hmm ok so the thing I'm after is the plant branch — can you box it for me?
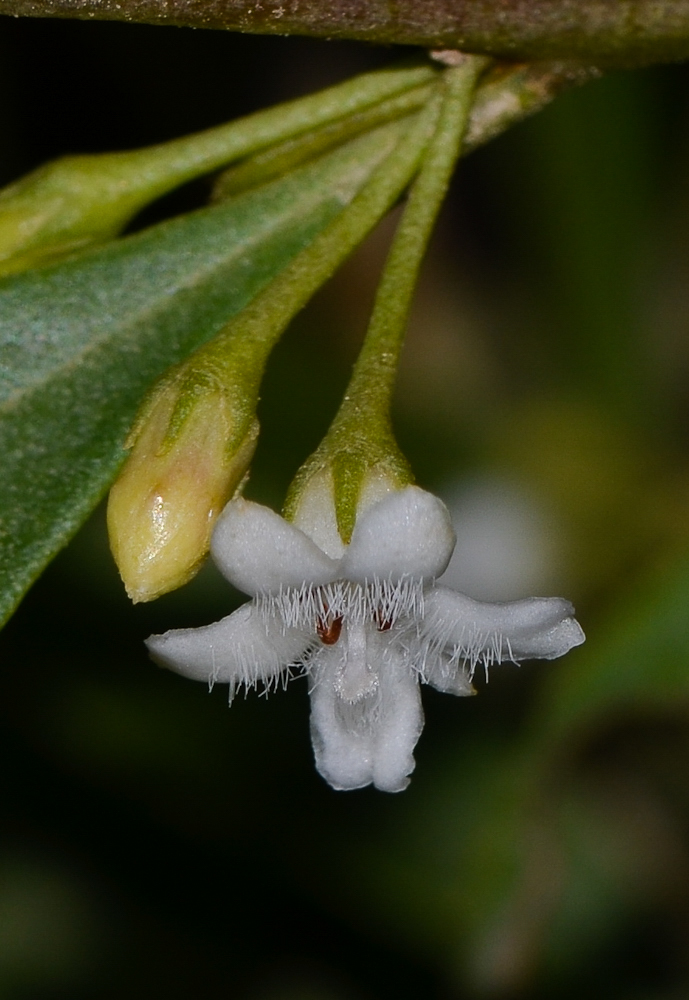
[1,0,689,67]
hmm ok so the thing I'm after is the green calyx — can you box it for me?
[284,409,414,545]
[129,352,259,467]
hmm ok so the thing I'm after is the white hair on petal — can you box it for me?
[219,636,311,703]
[255,576,425,632]
[370,576,425,626]
[417,613,518,681]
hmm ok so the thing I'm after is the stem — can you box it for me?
[112,59,438,196]
[0,58,439,277]
[201,86,446,374]
[283,56,488,540]
[214,83,434,199]
[336,55,489,434]
[4,0,689,67]
[0,53,594,279]
[217,60,598,200]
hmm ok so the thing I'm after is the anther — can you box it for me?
[375,610,392,632]
[317,615,343,645]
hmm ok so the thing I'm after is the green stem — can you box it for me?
[213,83,434,199]
[283,56,488,540]
[215,60,597,200]
[107,59,438,197]
[0,56,593,278]
[0,58,439,275]
[335,55,489,434]
[198,84,447,376]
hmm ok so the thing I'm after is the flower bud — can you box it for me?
[107,371,258,603]
[0,155,158,276]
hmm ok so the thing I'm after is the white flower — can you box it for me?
[146,486,584,792]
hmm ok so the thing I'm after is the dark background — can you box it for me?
[2,17,689,999]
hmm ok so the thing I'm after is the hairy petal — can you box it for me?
[422,586,585,674]
[341,486,456,582]
[420,652,476,697]
[211,498,338,595]
[146,602,311,694]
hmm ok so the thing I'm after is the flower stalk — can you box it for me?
[286,55,489,544]
[207,88,446,353]
[0,56,595,278]
[0,58,437,276]
[213,82,435,199]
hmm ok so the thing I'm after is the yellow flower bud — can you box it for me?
[107,374,258,603]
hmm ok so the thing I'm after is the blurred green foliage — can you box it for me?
[1,15,689,1000]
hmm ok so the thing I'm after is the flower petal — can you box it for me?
[371,650,424,793]
[308,628,423,792]
[309,645,376,791]
[421,586,585,674]
[420,652,476,697]
[340,486,456,582]
[146,601,311,695]
[211,498,339,595]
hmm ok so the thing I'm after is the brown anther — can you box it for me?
[316,615,343,645]
[375,610,392,632]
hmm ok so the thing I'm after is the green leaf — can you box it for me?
[0,120,408,628]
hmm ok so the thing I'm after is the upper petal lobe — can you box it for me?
[341,486,456,582]
[212,498,339,595]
